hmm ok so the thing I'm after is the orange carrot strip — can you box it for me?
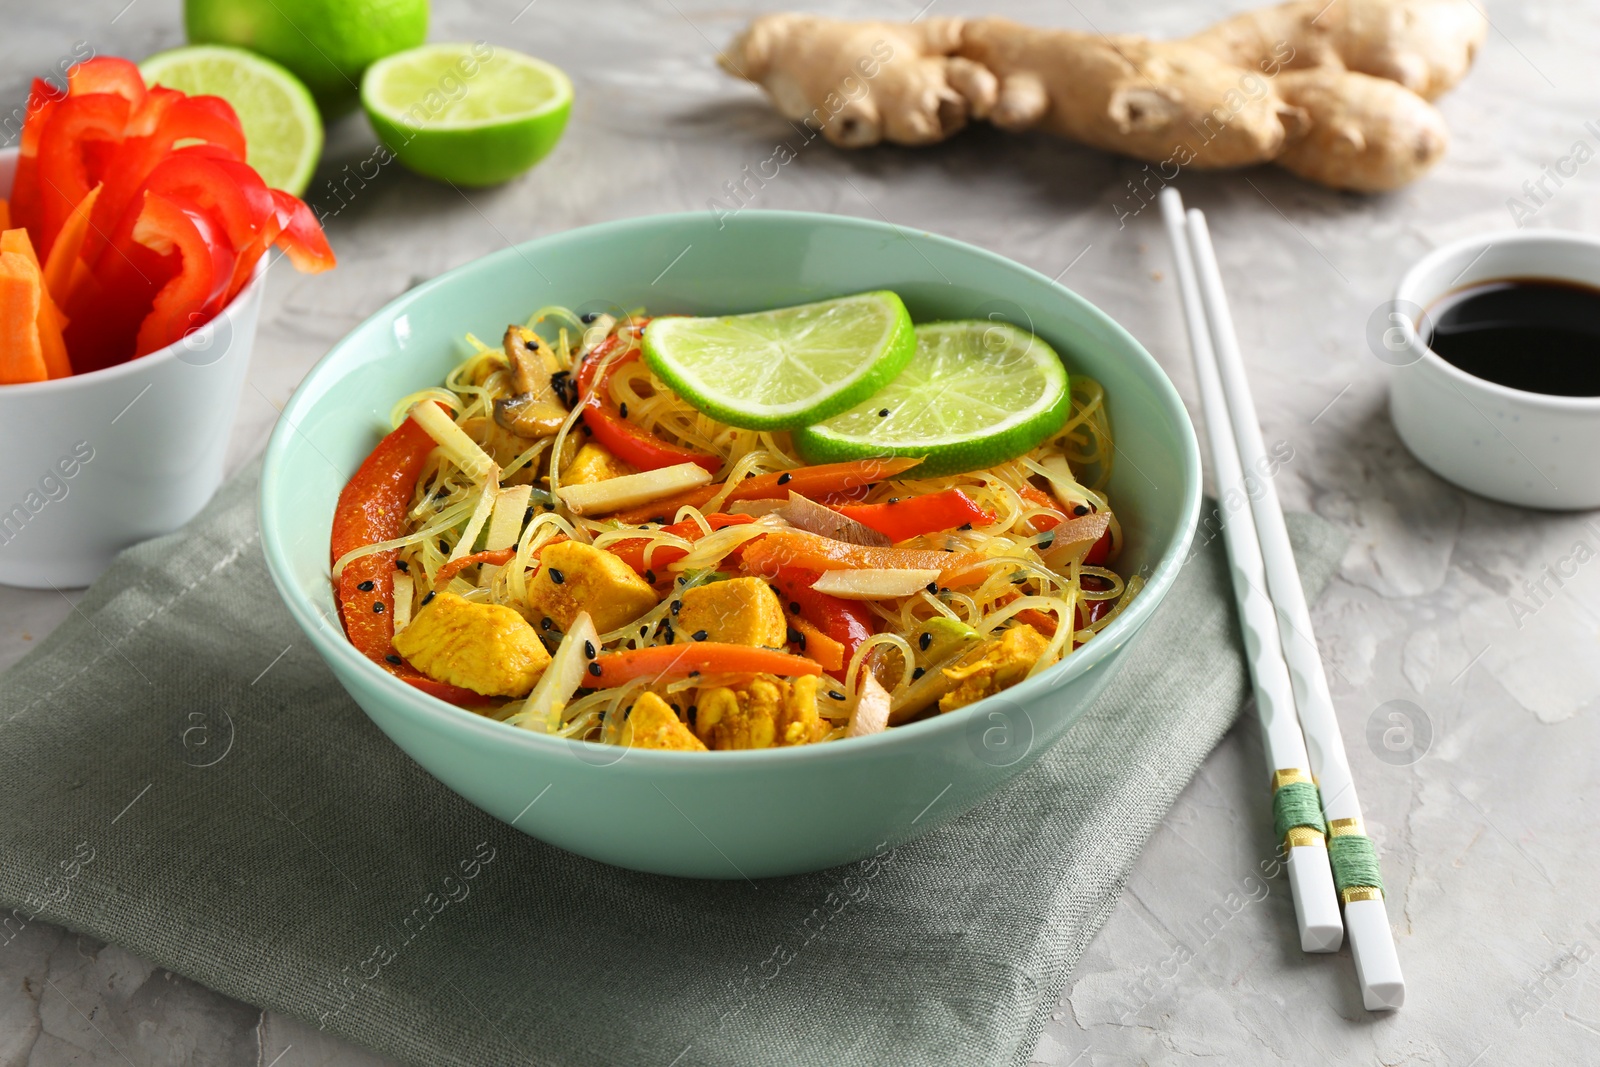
[2,229,70,378]
[788,613,845,672]
[0,252,47,384]
[433,547,518,587]
[42,184,100,312]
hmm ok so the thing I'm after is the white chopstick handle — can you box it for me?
[1288,846,1343,952]
[1159,192,1308,775]
[1183,209,1363,825]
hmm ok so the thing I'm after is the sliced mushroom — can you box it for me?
[493,325,570,438]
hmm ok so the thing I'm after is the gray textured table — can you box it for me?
[4,1,1598,1064]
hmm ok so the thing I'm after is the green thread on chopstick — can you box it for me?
[1271,781,1327,841]
[1329,834,1385,897]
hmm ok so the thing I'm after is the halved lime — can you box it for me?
[641,292,916,431]
[362,43,572,187]
[140,45,323,195]
[793,320,1070,477]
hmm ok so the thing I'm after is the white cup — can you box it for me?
[0,147,264,587]
[1388,230,1600,510]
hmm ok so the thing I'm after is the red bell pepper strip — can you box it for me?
[8,79,67,249]
[129,192,237,357]
[610,457,925,525]
[268,189,335,274]
[66,56,146,106]
[587,643,821,687]
[834,488,995,544]
[762,566,874,681]
[606,513,756,579]
[575,336,722,474]
[34,92,132,256]
[330,404,483,707]
[83,91,247,270]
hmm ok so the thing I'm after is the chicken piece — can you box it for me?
[673,576,786,648]
[619,691,707,751]
[938,624,1051,713]
[696,673,827,750]
[524,540,658,634]
[562,442,636,486]
[392,591,551,698]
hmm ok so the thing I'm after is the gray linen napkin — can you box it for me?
[0,462,1344,1067]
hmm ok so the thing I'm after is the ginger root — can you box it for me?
[719,0,1485,192]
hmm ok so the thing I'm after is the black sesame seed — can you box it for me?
[357,579,374,591]
[540,616,553,630]
[692,630,709,642]
[687,704,698,718]
[526,337,540,349]
[524,506,535,524]
[1074,504,1090,517]
[671,702,681,713]
[619,403,630,419]
[421,591,436,606]
[671,600,681,616]
[544,502,556,511]
[958,522,973,531]
[828,690,846,701]
[662,622,675,642]
[925,582,938,594]
[777,472,792,485]
[581,311,599,323]
[651,516,666,524]
[888,497,899,505]
[789,601,801,614]
[912,666,926,680]
[787,627,803,645]
[584,640,596,659]
[395,560,409,572]
[919,631,932,651]
[581,424,593,436]
[878,408,890,417]
[689,669,701,677]
[677,576,687,586]
[549,568,565,585]
[373,602,385,614]
[588,662,602,677]
[386,654,403,666]
[644,569,656,584]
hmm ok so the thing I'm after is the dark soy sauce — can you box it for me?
[1424,278,1600,397]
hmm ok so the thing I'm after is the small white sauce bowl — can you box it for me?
[0,147,264,587]
[1388,230,1600,511]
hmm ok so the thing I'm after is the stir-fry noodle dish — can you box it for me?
[331,293,1138,753]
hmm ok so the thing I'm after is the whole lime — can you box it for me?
[184,0,428,115]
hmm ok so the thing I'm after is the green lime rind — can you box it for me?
[361,44,573,187]
[140,44,323,195]
[793,319,1070,478]
[641,291,916,431]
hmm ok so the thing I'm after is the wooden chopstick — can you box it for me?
[1173,193,1406,1011]
[1158,189,1343,956]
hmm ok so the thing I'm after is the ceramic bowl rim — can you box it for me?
[260,208,1202,767]
[1395,228,1600,412]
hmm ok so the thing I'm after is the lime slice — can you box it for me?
[140,45,323,195]
[793,320,1070,477]
[641,292,916,431]
[361,43,572,187]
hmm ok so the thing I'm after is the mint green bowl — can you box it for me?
[260,211,1201,879]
